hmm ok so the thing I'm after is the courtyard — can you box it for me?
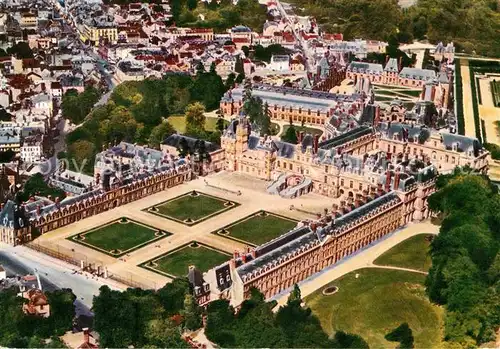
[140,241,230,277]
[144,190,238,225]
[68,218,169,257]
[214,210,298,246]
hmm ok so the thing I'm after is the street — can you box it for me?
[0,243,126,313]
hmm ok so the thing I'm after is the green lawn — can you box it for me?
[69,219,167,256]
[148,191,236,225]
[305,268,443,348]
[219,211,298,246]
[167,115,229,134]
[281,125,323,139]
[374,234,433,272]
[145,242,230,277]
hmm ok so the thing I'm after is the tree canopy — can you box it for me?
[0,288,75,348]
[61,87,100,125]
[93,279,198,348]
[289,0,500,57]
[205,285,368,348]
[426,171,500,346]
[18,173,66,203]
[65,72,227,172]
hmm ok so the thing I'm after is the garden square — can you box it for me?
[144,190,238,225]
[140,242,230,277]
[68,218,169,257]
[214,210,298,246]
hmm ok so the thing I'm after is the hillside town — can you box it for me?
[0,0,498,348]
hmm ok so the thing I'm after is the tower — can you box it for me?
[235,117,249,154]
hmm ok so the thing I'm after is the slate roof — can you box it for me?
[348,62,383,74]
[318,126,373,150]
[162,134,220,153]
[399,67,436,81]
[237,191,401,280]
[384,58,399,73]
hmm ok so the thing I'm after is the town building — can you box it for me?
[220,84,365,128]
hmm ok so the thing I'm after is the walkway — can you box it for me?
[365,264,429,275]
[272,221,439,307]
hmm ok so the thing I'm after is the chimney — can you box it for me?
[233,250,239,259]
[393,169,401,190]
[310,222,317,232]
[374,105,380,127]
[299,131,305,144]
[251,249,256,259]
[83,328,90,344]
[377,182,384,196]
[313,134,320,154]
[36,205,41,215]
[241,254,247,263]
[385,170,392,191]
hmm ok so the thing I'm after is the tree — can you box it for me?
[195,61,205,75]
[236,72,245,84]
[187,0,197,10]
[235,56,244,75]
[7,41,33,59]
[216,117,226,133]
[225,73,236,91]
[185,102,206,134]
[282,125,298,144]
[19,173,66,202]
[67,140,95,173]
[209,62,217,74]
[385,323,414,348]
[331,331,369,348]
[287,284,302,304]
[182,294,202,330]
[149,121,175,149]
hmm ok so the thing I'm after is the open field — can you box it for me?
[68,218,168,257]
[305,268,443,348]
[168,115,229,134]
[145,191,238,225]
[214,211,298,246]
[374,234,433,272]
[140,242,230,277]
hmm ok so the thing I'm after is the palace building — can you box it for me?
[220,84,366,128]
[0,143,192,246]
[199,114,487,305]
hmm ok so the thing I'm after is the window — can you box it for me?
[289,163,293,170]
[324,176,327,183]
[341,179,344,186]
[350,181,353,188]
[359,183,362,190]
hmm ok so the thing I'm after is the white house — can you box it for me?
[269,55,290,71]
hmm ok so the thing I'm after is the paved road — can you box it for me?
[0,242,126,312]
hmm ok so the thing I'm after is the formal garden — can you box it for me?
[140,241,230,277]
[68,218,169,257]
[214,210,298,246]
[374,234,433,272]
[305,268,443,348]
[145,191,238,225]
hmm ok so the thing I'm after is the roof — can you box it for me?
[348,62,383,74]
[318,126,372,150]
[162,134,220,153]
[399,67,436,80]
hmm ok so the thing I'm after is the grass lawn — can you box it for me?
[374,234,433,272]
[217,211,298,246]
[69,218,167,256]
[143,242,230,277]
[281,124,323,139]
[147,191,237,225]
[167,115,229,134]
[305,268,443,348]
